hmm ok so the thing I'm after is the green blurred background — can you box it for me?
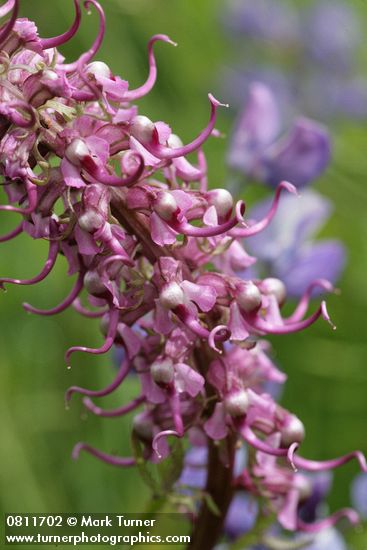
[1,0,367,548]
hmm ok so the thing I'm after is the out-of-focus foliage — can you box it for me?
[1,1,367,548]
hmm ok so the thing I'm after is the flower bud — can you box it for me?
[65,138,90,166]
[84,270,105,296]
[42,69,59,82]
[225,390,249,417]
[79,210,105,232]
[151,358,174,385]
[281,415,305,447]
[297,476,312,501]
[133,412,154,441]
[159,282,185,309]
[154,191,178,221]
[167,134,183,148]
[236,281,262,313]
[86,61,112,79]
[207,188,233,218]
[260,278,286,305]
[130,115,155,144]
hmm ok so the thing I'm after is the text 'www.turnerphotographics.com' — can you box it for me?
[4,514,190,546]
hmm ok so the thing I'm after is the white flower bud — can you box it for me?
[208,188,233,218]
[42,69,58,81]
[133,413,153,440]
[79,210,104,232]
[130,115,155,144]
[281,415,305,447]
[225,390,249,417]
[167,133,183,148]
[65,138,89,166]
[237,282,262,313]
[84,270,105,296]
[151,359,174,385]
[261,278,287,305]
[159,282,185,310]
[154,191,178,221]
[86,61,112,79]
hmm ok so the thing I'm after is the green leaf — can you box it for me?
[157,437,184,493]
[131,432,161,496]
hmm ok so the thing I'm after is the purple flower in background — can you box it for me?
[246,190,346,296]
[224,492,258,540]
[227,82,331,189]
[351,473,367,519]
[302,0,361,71]
[222,0,299,44]
[300,472,333,523]
[221,0,367,121]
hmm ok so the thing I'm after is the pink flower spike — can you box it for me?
[144,94,228,160]
[22,271,84,316]
[40,0,82,49]
[0,222,23,243]
[82,394,145,417]
[230,181,298,238]
[0,239,58,289]
[297,509,360,533]
[286,279,334,323]
[64,307,119,367]
[72,442,135,467]
[0,0,18,45]
[152,429,181,459]
[65,359,130,404]
[59,0,105,73]
[124,34,177,101]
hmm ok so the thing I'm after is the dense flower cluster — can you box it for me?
[0,1,364,547]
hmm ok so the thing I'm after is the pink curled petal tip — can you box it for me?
[152,429,181,459]
[321,300,336,330]
[151,33,177,47]
[280,180,298,196]
[287,442,299,472]
[208,93,229,109]
[208,325,231,354]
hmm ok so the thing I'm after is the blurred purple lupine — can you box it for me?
[227,82,331,189]
[0,2,363,549]
[222,0,367,121]
[351,473,367,519]
[246,190,346,297]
